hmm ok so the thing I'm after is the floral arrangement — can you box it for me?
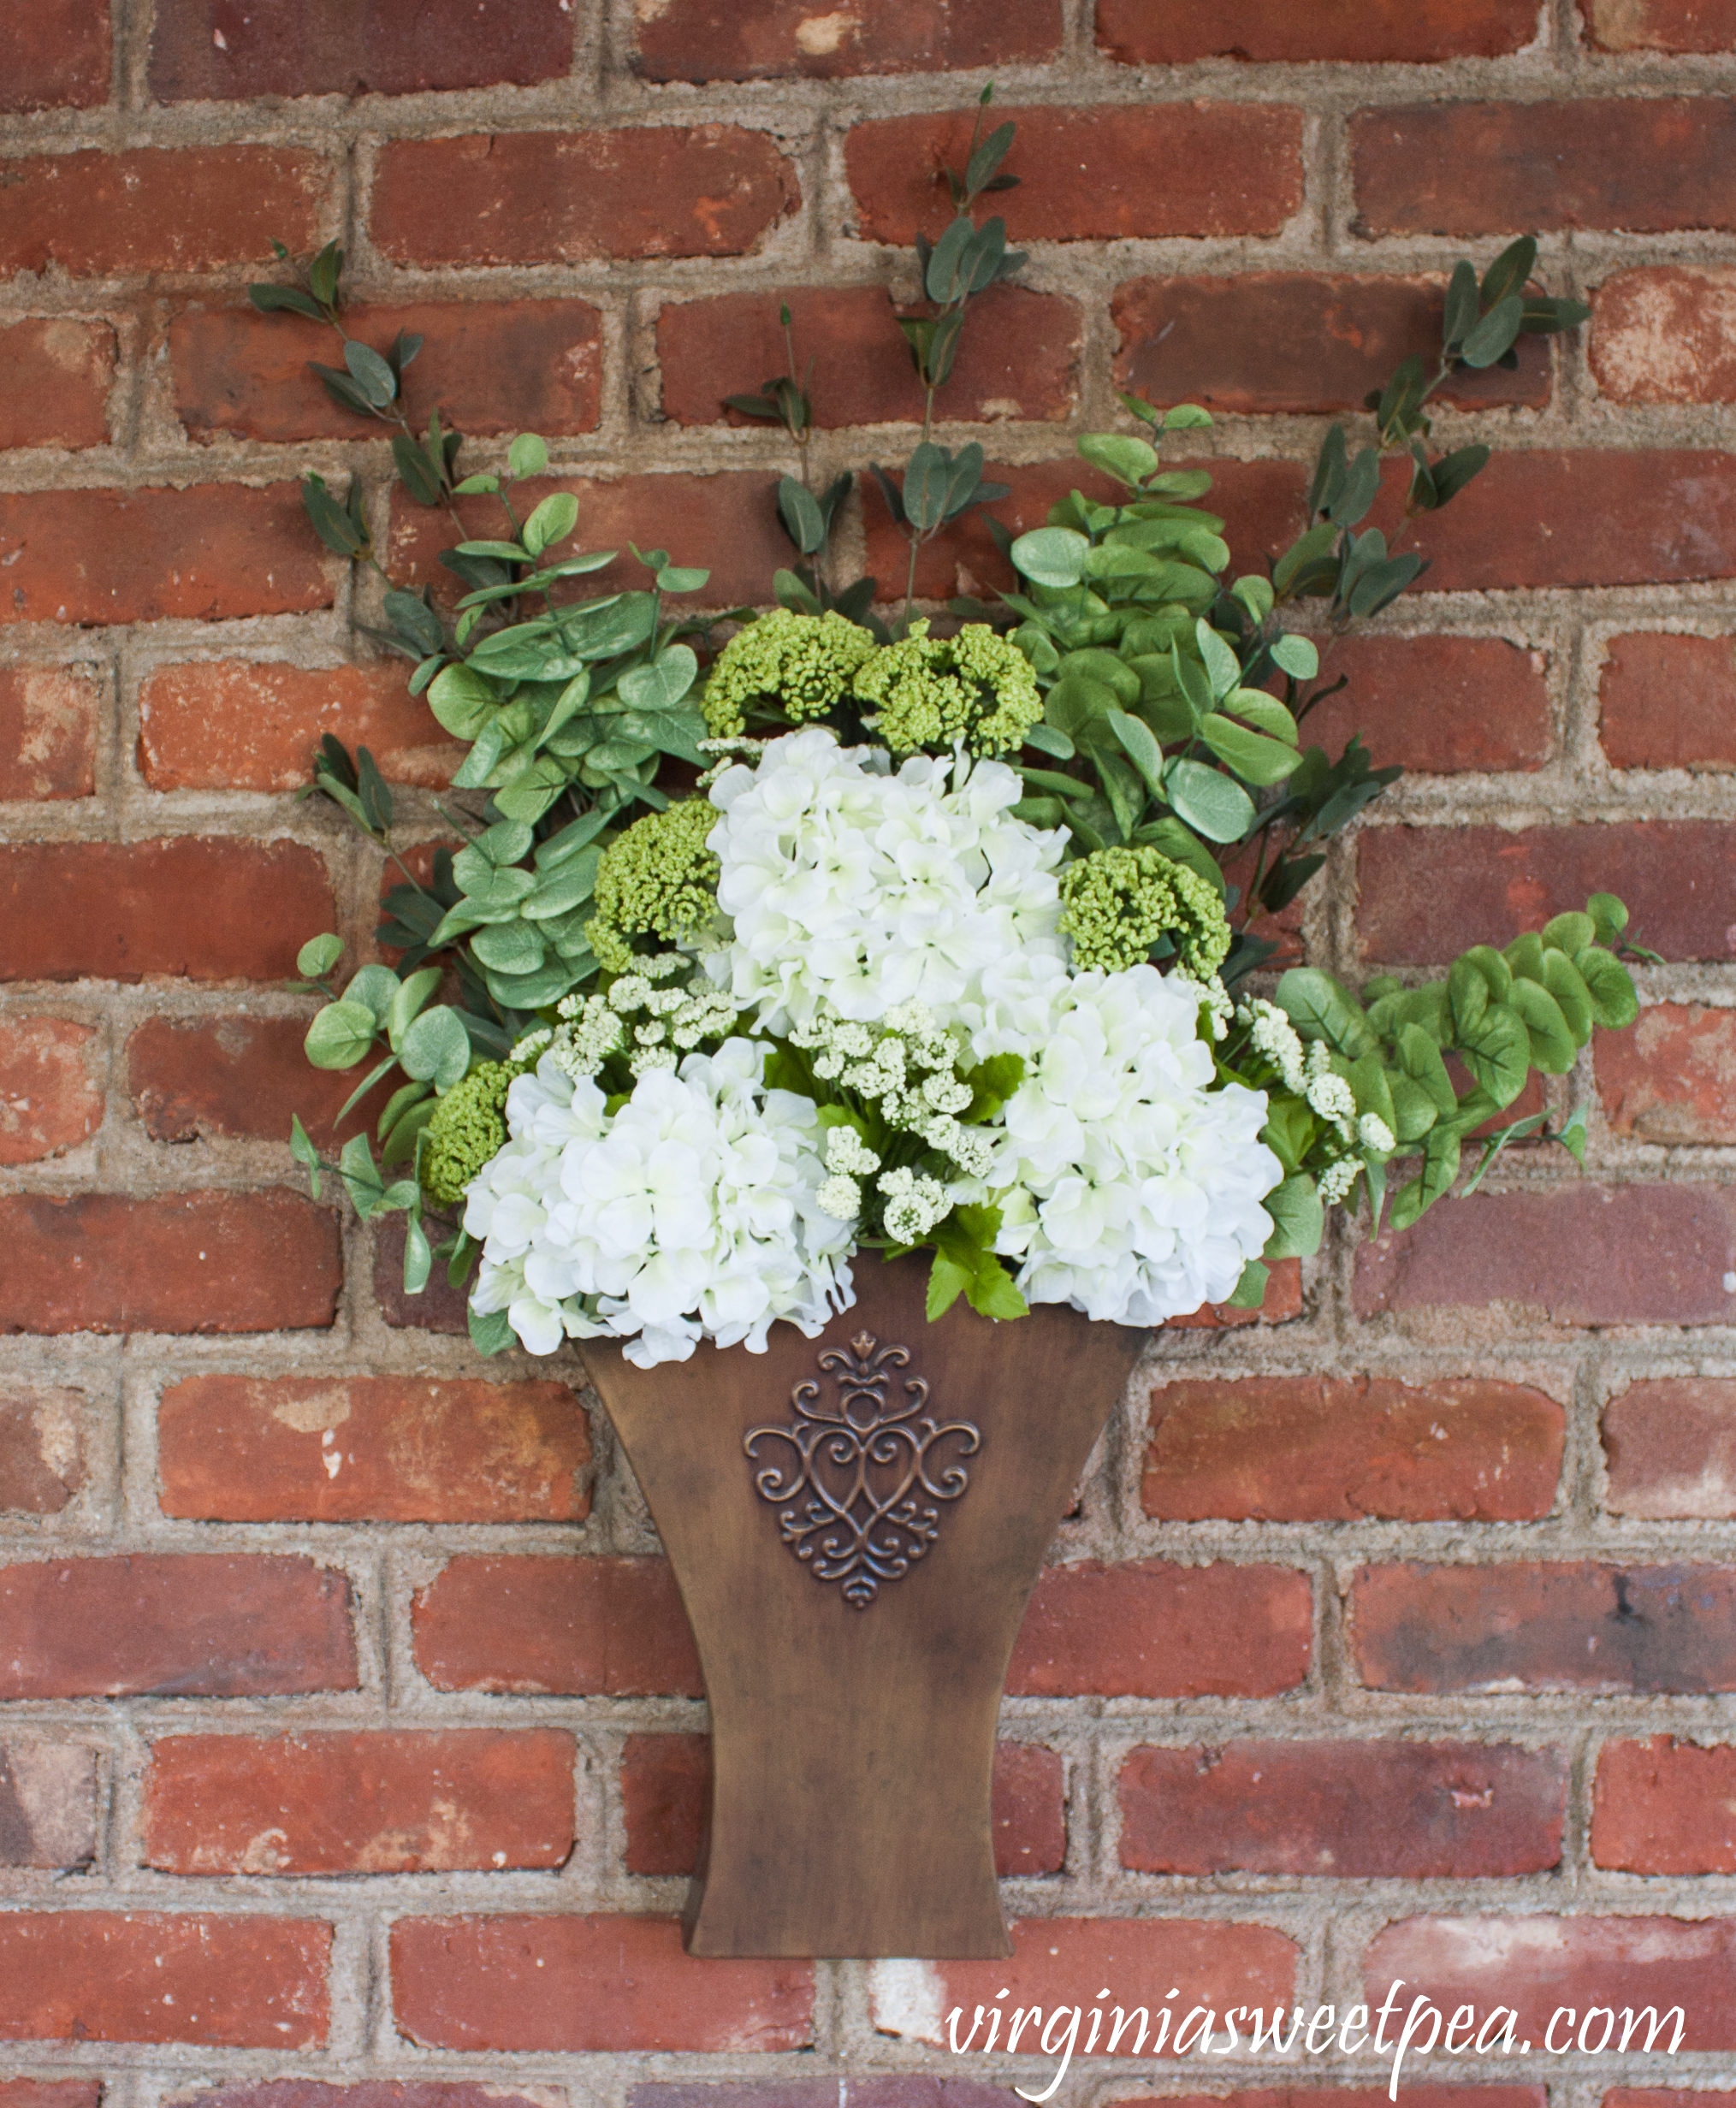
[257,96,1646,1368]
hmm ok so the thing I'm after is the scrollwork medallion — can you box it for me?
[744,1330,981,1608]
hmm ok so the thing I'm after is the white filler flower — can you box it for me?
[705,726,1065,1033]
[465,1039,855,1367]
[981,964,1283,1325]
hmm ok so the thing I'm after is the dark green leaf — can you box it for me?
[777,475,827,555]
[343,339,397,407]
[1480,235,1537,311]
[965,119,1016,198]
[1442,259,1480,349]
[391,431,442,506]
[249,282,325,320]
[308,241,343,307]
[1460,293,1525,370]
[384,587,442,656]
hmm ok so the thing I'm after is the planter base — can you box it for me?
[582,1256,1144,1958]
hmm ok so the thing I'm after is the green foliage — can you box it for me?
[585,799,722,973]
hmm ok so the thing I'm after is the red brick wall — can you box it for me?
[3,0,1735,2099]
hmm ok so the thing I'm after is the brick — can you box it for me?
[1593,1737,1736,1873]
[636,0,1059,79]
[389,473,791,611]
[1129,2095,1544,2108]
[138,661,462,792]
[0,2087,102,2108]
[1357,821,1736,964]
[0,1911,329,2046]
[0,838,334,982]
[631,2089,1029,2108]
[391,1915,812,2052]
[1099,0,1540,61]
[1600,632,1736,770]
[1356,1185,1736,1329]
[1599,1004,1736,1146]
[0,147,328,276]
[0,1191,342,1335]
[848,105,1303,245]
[0,1738,97,1868]
[159,1375,590,1524]
[1296,637,1552,775]
[171,299,602,443]
[1168,1255,1304,1329]
[150,0,573,98]
[0,666,100,800]
[1365,1915,1736,2052]
[1604,1379,1736,1519]
[1582,0,1736,50]
[1006,1560,1312,1698]
[1592,268,1736,406]
[173,2090,565,2108]
[622,1734,1063,1878]
[659,284,1079,429]
[0,1018,101,1164]
[127,1014,395,1151]
[413,1555,702,1696]
[0,320,115,449]
[376,1211,472,1332]
[0,486,331,626]
[1144,1376,1564,1523]
[1115,275,1549,417]
[0,1554,358,1698]
[143,1729,574,1874]
[373,129,797,266]
[863,456,1307,605]
[1353,1561,1736,1695]
[871,1917,1297,2051]
[2,0,110,110]
[1120,1739,1565,1878]
[1353,100,1736,238]
[0,1390,86,1515]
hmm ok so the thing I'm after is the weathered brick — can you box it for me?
[863,457,1307,605]
[138,660,460,792]
[150,0,574,98]
[0,147,329,276]
[870,1918,1297,2052]
[630,2088,1031,2108]
[372,129,797,266]
[1144,1376,1563,1524]
[171,2089,562,2108]
[1119,1739,1566,1877]
[127,1013,392,1150]
[0,1738,98,1869]
[1357,821,1736,964]
[636,0,1059,79]
[0,1912,330,2046]
[1598,1004,1736,1146]
[0,2084,103,2108]
[0,1390,86,1516]
[391,1915,812,2052]
[0,320,115,450]
[1600,632,1736,770]
[0,1018,101,1165]
[388,473,791,611]
[1353,1562,1736,1694]
[1593,268,1736,406]
[159,1375,590,1523]
[375,1211,472,1333]
[413,1555,702,1696]
[0,1553,357,1697]
[143,1729,575,1874]
[1006,1560,1312,1698]
[1593,1736,1736,1873]
[2,0,110,110]
[172,299,602,443]
[1604,1379,1736,1519]
[1290,637,1552,775]
[1115,275,1549,417]
[1099,0,1540,61]
[1582,0,1736,50]
[1355,1185,1736,1329]
[622,1734,1064,1878]
[1128,2094,1543,2108]
[0,486,331,626]
[0,839,334,982]
[1354,100,1736,237]
[0,1191,342,1335]
[659,284,1080,428]
[0,666,100,800]
[847,105,1305,245]
[1365,1915,1736,2052]
[1168,1255,1304,1329]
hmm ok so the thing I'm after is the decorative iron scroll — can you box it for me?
[744,1331,982,1609]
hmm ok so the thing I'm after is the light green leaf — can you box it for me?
[1269,632,1319,680]
[508,433,548,480]
[1164,758,1255,844]
[618,645,698,713]
[1076,432,1159,489]
[1262,1174,1325,1260]
[428,664,498,740]
[1574,945,1639,1030]
[1275,968,1377,1058]
[1011,526,1089,589]
[1224,689,1298,741]
[296,933,343,979]
[523,491,578,556]
[386,965,443,1049]
[402,1209,432,1295]
[1225,1259,1269,1309]
[399,1005,471,1088]
[1106,708,1164,796]
[1194,618,1241,701]
[1456,1002,1532,1106]
[1505,977,1577,1074]
[1199,714,1301,785]
[469,1305,514,1355]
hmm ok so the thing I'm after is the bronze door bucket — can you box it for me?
[582,1253,1145,1959]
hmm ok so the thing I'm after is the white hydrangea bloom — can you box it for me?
[464,1039,856,1368]
[705,727,1066,1033]
[982,964,1283,1325]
